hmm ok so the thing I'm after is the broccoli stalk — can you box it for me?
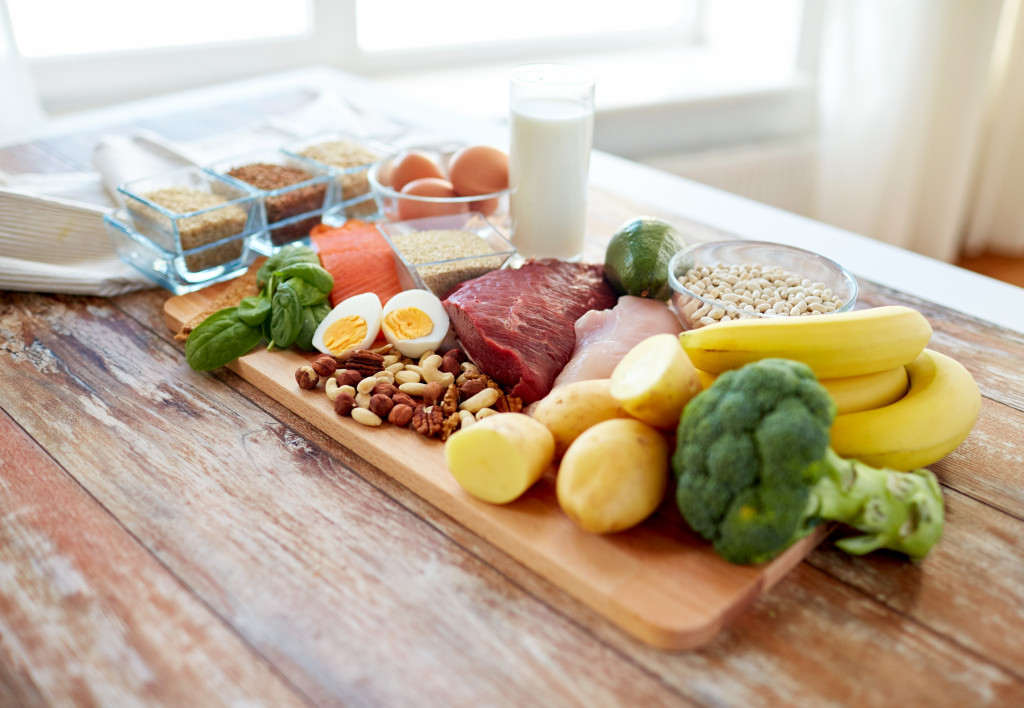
[673,358,944,565]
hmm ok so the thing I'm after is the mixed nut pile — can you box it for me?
[294,345,522,440]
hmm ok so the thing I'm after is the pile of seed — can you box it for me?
[391,229,505,296]
[678,261,845,328]
[226,162,326,245]
[298,139,383,200]
[134,186,247,271]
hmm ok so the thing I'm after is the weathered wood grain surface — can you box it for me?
[2,92,1024,706]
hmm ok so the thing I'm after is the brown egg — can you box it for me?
[448,145,509,197]
[469,197,499,216]
[398,178,469,220]
[390,150,445,191]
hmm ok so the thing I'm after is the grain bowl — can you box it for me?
[377,212,516,297]
[668,240,858,330]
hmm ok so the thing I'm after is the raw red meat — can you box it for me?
[442,259,617,403]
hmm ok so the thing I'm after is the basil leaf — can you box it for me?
[294,307,320,351]
[237,295,271,327]
[257,245,319,286]
[270,282,302,348]
[275,262,334,294]
[283,276,328,308]
[185,307,264,372]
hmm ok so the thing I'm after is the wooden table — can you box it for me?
[2,67,1023,707]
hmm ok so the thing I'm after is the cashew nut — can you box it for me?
[459,387,501,413]
[416,354,455,387]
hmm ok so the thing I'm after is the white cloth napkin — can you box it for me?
[0,91,414,296]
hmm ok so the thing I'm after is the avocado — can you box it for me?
[604,217,687,301]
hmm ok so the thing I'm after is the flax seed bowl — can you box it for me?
[667,240,858,330]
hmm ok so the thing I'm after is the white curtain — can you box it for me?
[0,1,44,137]
[813,0,1024,262]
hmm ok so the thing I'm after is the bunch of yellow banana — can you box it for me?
[682,305,981,470]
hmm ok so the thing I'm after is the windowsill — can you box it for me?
[370,45,816,160]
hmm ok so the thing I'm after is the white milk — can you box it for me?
[509,97,594,260]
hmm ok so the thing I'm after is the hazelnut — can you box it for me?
[458,378,487,399]
[333,391,357,416]
[372,381,398,398]
[335,369,362,387]
[311,355,338,377]
[440,351,463,377]
[392,392,416,408]
[422,381,445,406]
[369,393,394,418]
[295,365,319,390]
[388,403,414,427]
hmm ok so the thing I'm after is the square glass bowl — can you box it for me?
[205,149,339,253]
[104,207,256,294]
[377,212,517,297]
[667,240,858,330]
[282,132,394,220]
[116,166,264,264]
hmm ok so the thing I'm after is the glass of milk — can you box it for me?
[508,63,595,261]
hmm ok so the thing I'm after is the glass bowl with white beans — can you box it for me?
[667,240,858,330]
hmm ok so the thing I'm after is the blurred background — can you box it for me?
[2,0,1023,281]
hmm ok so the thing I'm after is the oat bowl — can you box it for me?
[668,240,858,330]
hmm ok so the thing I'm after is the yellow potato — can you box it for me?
[444,412,555,504]
[531,378,628,458]
[609,333,703,428]
[557,418,670,534]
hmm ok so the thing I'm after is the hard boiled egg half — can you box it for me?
[312,292,382,358]
[382,289,450,358]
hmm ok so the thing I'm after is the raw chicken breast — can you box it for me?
[552,295,683,388]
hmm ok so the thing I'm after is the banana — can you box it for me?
[821,366,910,415]
[696,365,909,415]
[680,305,932,379]
[830,349,981,470]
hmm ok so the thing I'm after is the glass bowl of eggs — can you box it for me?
[368,143,510,229]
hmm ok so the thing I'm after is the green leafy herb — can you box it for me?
[185,308,264,372]
[275,262,334,294]
[237,295,271,327]
[270,282,303,348]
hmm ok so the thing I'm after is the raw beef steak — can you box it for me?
[442,259,617,403]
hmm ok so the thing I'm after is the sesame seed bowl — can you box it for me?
[667,240,858,330]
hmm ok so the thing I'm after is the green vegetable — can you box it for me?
[185,308,264,372]
[237,296,271,327]
[270,281,302,348]
[673,358,945,565]
[604,216,687,301]
[184,245,336,371]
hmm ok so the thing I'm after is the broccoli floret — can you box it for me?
[673,358,945,565]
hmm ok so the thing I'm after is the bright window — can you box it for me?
[7,0,311,57]
[356,1,694,52]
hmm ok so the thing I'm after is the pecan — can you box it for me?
[440,411,461,441]
[422,381,445,406]
[440,383,459,416]
[458,378,487,399]
[311,355,338,377]
[344,350,385,376]
[295,365,319,390]
[411,405,444,437]
[388,403,414,427]
[368,393,394,419]
[333,391,357,416]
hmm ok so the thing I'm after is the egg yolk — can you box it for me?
[383,307,434,340]
[323,315,368,354]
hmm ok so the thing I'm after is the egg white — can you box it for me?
[312,292,383,357]
[381,289,450,358]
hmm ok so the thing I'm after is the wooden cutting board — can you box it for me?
[164,277,825,650]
